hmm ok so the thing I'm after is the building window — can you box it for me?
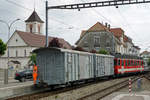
[24,50,26,57]
[16,50,18,57]
[29,24,33,33]
[84,41,88,47]
[94,36,100,47]
[16,39,18,42]
[94,36,100,44]
[106,41,110,47]
[38,24,40,33]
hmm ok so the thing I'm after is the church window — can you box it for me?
[16,50,18,57]
[29,24,33,33]
[38,24,40,33]
[24,50,26,57]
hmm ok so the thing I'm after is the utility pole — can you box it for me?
[0,19,20,84]
[45,1,48,47]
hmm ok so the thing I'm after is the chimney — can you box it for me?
[108,24,110,30]
[105,22,108,28]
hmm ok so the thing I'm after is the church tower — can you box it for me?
[25,11,44,34]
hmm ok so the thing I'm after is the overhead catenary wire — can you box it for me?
[5,0,81,30]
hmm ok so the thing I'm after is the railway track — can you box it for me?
[6,74,147,100]
[78,75,143,100]
[6,78,113,100]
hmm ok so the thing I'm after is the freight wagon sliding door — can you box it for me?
[65,53,79,82]
[104,57,114,76]
[79,54,90,80]
[95,56,105,77]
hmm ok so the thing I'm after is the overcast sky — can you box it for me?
[0,0,150,52]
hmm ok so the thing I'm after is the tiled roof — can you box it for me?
[76,22,109,44]
[25,11,44,23]
[80,30,87,38]
[140,51,150,55]
[16,30,72,49]
[110,28,124,39]
[87,22,109,32]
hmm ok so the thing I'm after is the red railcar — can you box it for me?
[114,58,144,75]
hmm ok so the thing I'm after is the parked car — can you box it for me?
[15,70,33,82]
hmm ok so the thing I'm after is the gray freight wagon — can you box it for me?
[34,48,114,86]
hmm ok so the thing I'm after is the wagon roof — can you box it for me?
[33,47,114,57]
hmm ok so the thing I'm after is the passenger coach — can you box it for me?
[114,54,144,75]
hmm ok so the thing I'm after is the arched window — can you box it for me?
[16,50,18,57]
[38,24,40,33]
[29,24,33,33]
[24,49,26,57]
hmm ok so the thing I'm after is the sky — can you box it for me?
[0,0,150,52]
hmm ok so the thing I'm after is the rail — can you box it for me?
[6,74,146,100]
[78,76,142,100]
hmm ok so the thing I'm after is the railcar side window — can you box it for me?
[139,61,141,66]
[128,60,130,66]
[118,59,120,66]
[133,60,135,66]
[122,60,124,66]
[136,61,138,66]
[114,59,117,66]
[125,60,128,66]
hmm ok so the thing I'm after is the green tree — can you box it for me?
[98,49,109,55]
[0,39,6,56]
[28,53,36,65]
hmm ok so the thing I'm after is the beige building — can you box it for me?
[76,22,140,55]
[0,11,71,70]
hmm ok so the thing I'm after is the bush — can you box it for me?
[0,39,6,56]
[28,53,36,66]
[48,38,62,48]
[98,49,109,55]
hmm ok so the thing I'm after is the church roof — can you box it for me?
[16,30,72,49]
[25,11,44,23]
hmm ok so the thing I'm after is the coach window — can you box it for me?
[122,60,124,66]
[118,59,120,66]
[139,61,141,66]
[114,59,117,66]
[131,60,133,66]
[133,60,135,66]
[125,60,128,66]
[129,60,131,66]
[142,61,143,65]
[137,61,139,66]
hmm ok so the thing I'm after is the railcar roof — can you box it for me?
[33,47,114,58]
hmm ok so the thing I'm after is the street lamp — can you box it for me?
[0,18,20,84]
